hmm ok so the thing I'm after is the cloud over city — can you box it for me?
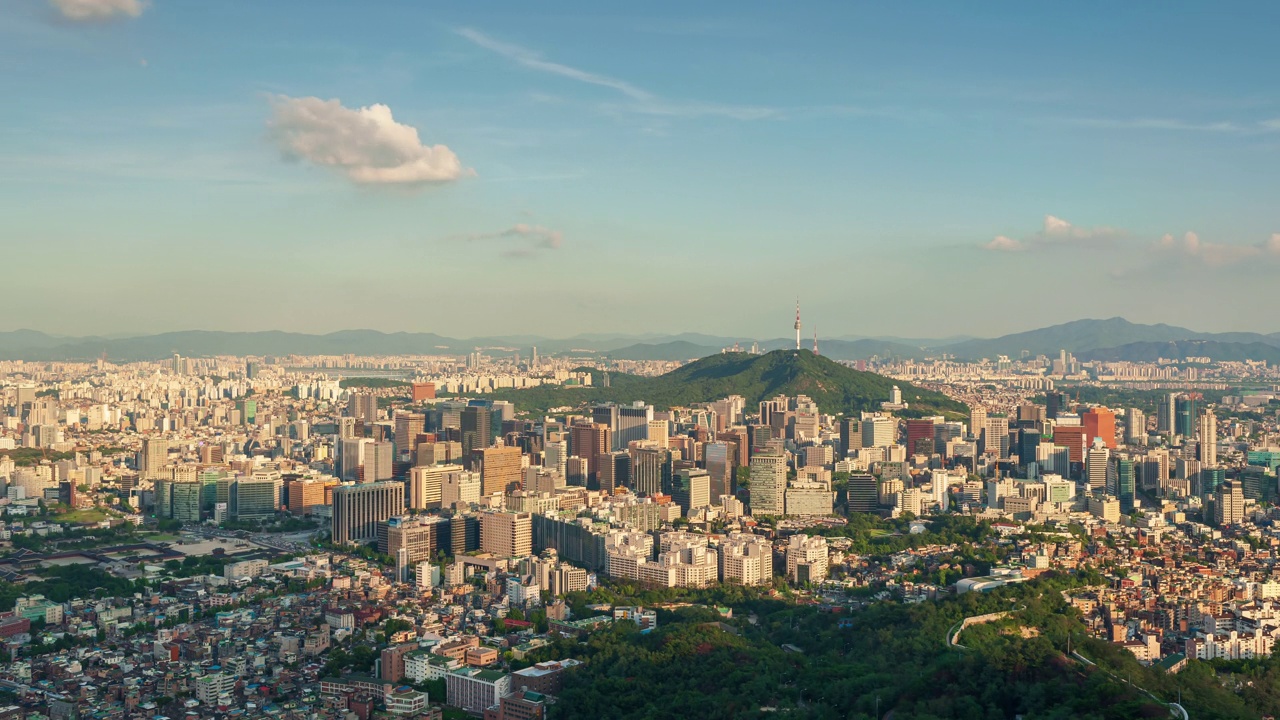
[266,95,468,185]
[982,214,1121,252]
[49,0,146,21]
[1154,231,1280,267]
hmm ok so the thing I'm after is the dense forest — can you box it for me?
[521,577,1272,719]
[481,350,965,418]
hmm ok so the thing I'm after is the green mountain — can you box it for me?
[485,349,967,417]
[942,317,1280,360]
[1076,340,1280,364]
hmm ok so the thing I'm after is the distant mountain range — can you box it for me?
[482,349,967,417]
[1,318,1278,364]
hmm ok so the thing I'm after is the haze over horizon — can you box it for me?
[5,0,1280,338]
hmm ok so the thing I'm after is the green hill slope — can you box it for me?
[484,349,966,417]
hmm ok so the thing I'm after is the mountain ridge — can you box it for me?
[2,318,1279,363]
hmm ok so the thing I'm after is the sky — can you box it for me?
[3,0,1279,339]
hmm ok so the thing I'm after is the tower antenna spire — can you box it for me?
[813,326,819,355]
[794,299,802,350]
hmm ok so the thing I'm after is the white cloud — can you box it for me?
[50,0,145,21]
[982,214,1120,251]
[1155,231,1280,266]
[455,27,777,120]
[266,96,467,185]
[983,236,1023,252]
[455,223,563,258]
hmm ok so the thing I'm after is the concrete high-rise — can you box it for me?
[1198,410,1217,467]
[140,437,168,481]
[461,406,492,460]
[703,441,734,499]
[409,464,462,510]
[672,468,711,515]
[748,452,786,516]
[478,446,522,496]
[1082,407,1116,449]
[570,423,611,481]
[480,511,532,558]
[395,411,425,464]
[332,481,405,545]
[1086,441,1109,494]
[597,450,630,494]
[348,392,377,423]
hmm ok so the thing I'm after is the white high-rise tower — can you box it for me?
[794,300,802,350]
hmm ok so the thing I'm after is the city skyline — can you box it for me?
[5,1,1280,337]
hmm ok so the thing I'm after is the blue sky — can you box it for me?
[3,0,1279,339]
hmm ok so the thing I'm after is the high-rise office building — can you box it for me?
[1198,410,1217,467]
[905,419,938,456]
[703,442,734,499]
[1156,393,1176,435]
[461,406,492,460]
[646,419,669,448]
[672,468,711,515]
[748,452,786,516]
[838,418,860,458]
[1115,457,1136,513]
[846,474,878,513]
[378,515,449,565]
[861,417,896,449]
[480,511,532,558]
[368,441,395,481]
[1174,395,1197,438]
[629,446,670,496]
[395,412,425,464]
[617,403,654,449]
[570,423,611,481]
[1045,391,1063,420]
[140,437,168,481]
[348,392,377,423]
[478,446,522,496]
[1124,408,1146,445]
[597,450,631,494]
[340,438,368,481]
[410,464,463,510]
[1086,442,1110,494]
[1082,407,1116,449]
[332,481,405,545]
[440,470,482,509]
[231,478,278,520]
[969,407,987,442]
[1216,479,1244,527]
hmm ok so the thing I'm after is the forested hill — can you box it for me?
[484,349,966,418]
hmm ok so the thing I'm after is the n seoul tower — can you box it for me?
[794,300,802,350]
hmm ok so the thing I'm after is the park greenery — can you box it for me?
[0,566,145,611]
[521,576,1259,720]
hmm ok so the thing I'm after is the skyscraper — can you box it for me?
[409,464,462,510]
[597,450,630,494]
[478,446,522,496]
[1215,479,1244,527]
[673,468,711,515]
[395,411,425,464]
[140,437,168,480]
[1124,408,1146,445]
[570,423,611,481]
[461,406,492,460]
[480,511,532,558]
[749,452,786,516]
[1086,441,1110,494]
[1198,409,1217,467]
[348,392,377,423]
[1082,407,1116,449]
[1174,394,1197,438]
[332,481,405,545]
[703,441,734,499]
